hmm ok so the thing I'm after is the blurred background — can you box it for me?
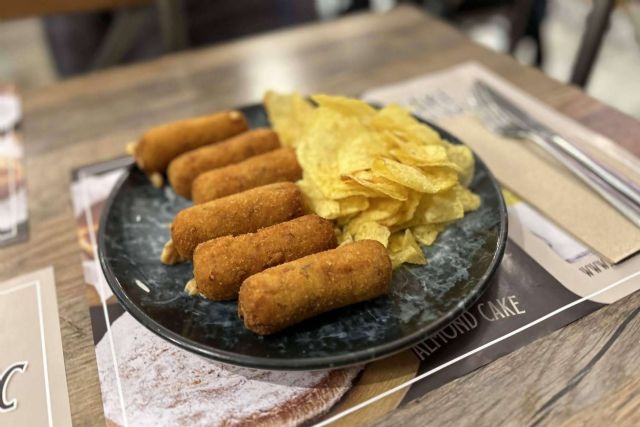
[1,0,639,117]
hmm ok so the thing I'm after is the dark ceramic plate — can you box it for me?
[99,103,507,370]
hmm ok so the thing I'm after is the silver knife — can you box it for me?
[476,81,640,208]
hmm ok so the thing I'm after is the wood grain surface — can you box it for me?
[328,350,421,427]
[374,291,640,427]
[0,5,638,426]
[0,0,151,20]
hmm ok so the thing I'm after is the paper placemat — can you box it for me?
[71,151,640,426]
[0,86,28,247]
[364,62,640,263]
[0,267,72,427]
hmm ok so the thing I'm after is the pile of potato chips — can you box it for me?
[264,91,480,268]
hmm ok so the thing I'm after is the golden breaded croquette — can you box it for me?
[164,182,304,262]
[168,128,280,198]
[238,240,392,335]
[191,147,302,204]
[133,110,248,178]
[189,214,337,300]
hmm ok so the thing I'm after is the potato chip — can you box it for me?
[264,91,481,268]
[346,198,403,234]
[420,167,459,193]
[263,91,314,147]
[361,198,404,219]
[371,105,442,146]
[455,184,481,212]
[389,230,426,268]
[338,132,389,175]
[296,109,353,182]
[375,191,421,228]
[338,229,354,245]
[339,196,370,216]
[390,144,462,174]
[306,196,342,219]
[373,158,457,194]
[372,158,429,192]
[446,145,475,186]
[501,187,521,206]
[312,94,377,119]
[393,190,422,225]
[425,189,464,223]
[348,170,409,201]
[331,178,382,199]
[390,144,447,165]
[412,223,445,246]
[353,221,391,247]
[296,180,341,219]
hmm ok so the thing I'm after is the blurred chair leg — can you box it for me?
[508,0,534,53]
[156,0,189,52]
[509,0,547,67]
[42,13,110,77]
[90,7,150,70]
[570,0,615,88]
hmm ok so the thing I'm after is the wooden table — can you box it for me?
[2,5,639,426]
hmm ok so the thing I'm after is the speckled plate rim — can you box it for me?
[98,106,508,371]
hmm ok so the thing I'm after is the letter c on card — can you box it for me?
[0,361,28,413]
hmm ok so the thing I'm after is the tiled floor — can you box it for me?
[461,0,640,118]
[544,0,640,117]
[0,18,55,89]
[0,0,639,118]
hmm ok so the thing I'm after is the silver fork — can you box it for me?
[472,81,640,228]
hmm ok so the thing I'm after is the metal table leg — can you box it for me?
[570,0,615,87]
